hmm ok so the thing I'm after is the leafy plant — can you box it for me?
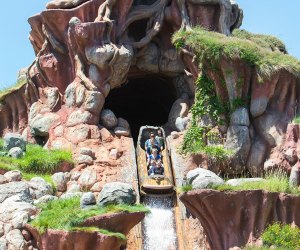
[293,116,300,124]
[180,184,193,193]
[262,223,300,249]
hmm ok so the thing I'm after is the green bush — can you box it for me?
[30,197,150,234]
[262,223,300,249]
[0,143,74,174]
[180,184,193,193]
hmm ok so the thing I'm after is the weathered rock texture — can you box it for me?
[26,211,145,250]
[180,189,300,250]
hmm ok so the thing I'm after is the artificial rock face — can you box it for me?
[0,0,242,179]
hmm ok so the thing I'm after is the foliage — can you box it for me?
[180,184,193,193]
[292,116,300,124]
[191,74,228,125]
[262,223,300,249]
[232,29,286,53]
[243,247,286,250]
[70,227,127,241]
[30,197,150,234]
[0,143,74,174]
[212,172,300,196]
[180,74,232,161]
[172,27,300,80]
[0,138,4,151]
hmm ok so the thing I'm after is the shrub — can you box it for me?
[262,223,300,249]
[30,197,150,234]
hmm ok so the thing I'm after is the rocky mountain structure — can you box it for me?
[1,0,300,249]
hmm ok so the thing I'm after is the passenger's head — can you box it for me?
[150,160,156,167]
[152,148,158,156]
[150,133,155,139]
[150,138,156,146]
[158,129,162,136]
[157,160,162,168]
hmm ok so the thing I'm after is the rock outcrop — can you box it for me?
[26,211,145,250]
[180,189,300,250]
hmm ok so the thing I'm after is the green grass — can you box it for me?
[232,29,286,53]
[212,172,300,196]
[0,138,4,151]
[30,197,149,234]
[243,247,286,250]
[71,227,127,241]
[0,143,74,174]
[262,223,300,250]
[179,184,193,193]
[172,27,300,80]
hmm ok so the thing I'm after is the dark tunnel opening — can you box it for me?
[104,75,177,141]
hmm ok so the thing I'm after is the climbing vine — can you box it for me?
[181,73,231,161]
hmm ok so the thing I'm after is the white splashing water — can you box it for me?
[143,197,177,250]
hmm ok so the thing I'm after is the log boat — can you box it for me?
[136,126,174,196]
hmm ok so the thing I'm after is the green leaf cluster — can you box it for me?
[262,223,300,249]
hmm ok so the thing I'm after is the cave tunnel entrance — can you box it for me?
[104,75,177,142]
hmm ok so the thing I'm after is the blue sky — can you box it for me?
[0,0,299,89]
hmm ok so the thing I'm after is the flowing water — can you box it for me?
[143,196,177,250]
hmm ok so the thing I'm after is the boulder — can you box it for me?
[78,169,97,189]
[114,127,130,137]
[76,154,94,165]
[226,178,264,187]
[51,172,67,192]
[4,133,26,152]
[5,229,26,250]
[0,175,8,185]
[65,125,90,144]
[30,113,60,137]
[168,94,189,131]
[80,192,96,208]
[66,110,96,127]
[230,107,250,127]
[34,195,58,205]
[250,96,268,118]
[117,118,130,130]
[8,147,23,159]
[60,192,83,199]
[100,109,118,129]
[84,91,104,113]
[0,182,30,203]
[186,168,224,189]
[289,164,300,187]
[0,237,7,250]
[4,170,22,182]
[80,148,94,158]
[175,117,190,132]
[0,195,37,230]
[28,177,53,199]
[67,181,81,193]
[225,125,251,173]
[97,182,136,207]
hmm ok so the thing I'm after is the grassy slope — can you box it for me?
[30,197,150,234]
[213,173,300,196]
[0,78,27,102]
[172,27,300,80]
